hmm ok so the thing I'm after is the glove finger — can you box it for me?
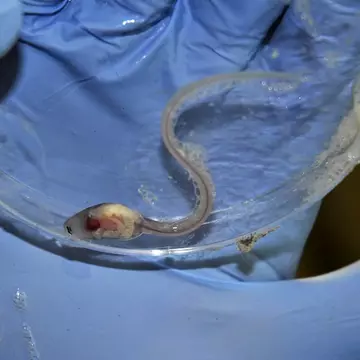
[22,0,286,74]
[0,0,22,57]
[173,0,286,80]
[22,0,174,19]
[251,0,360,86]
[19,0,286,90]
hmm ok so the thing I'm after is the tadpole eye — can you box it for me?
[66,226,73,235]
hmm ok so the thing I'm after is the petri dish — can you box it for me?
[0,72,359,258]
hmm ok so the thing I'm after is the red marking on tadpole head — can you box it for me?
[86,217,101,231]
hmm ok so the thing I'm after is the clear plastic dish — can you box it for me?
[0,72,359,258]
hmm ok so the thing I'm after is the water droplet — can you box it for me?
[13,289,27,311]
[22,323,40,360]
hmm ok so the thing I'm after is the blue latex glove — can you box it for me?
[1,230,360,360]
[0,0,359,359]
[0,0,21,57]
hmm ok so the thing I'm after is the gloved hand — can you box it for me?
[0,0,21,57]
[0,1,359,359]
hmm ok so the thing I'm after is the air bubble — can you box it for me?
[194,186,201,197]
[195,198,201,209]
